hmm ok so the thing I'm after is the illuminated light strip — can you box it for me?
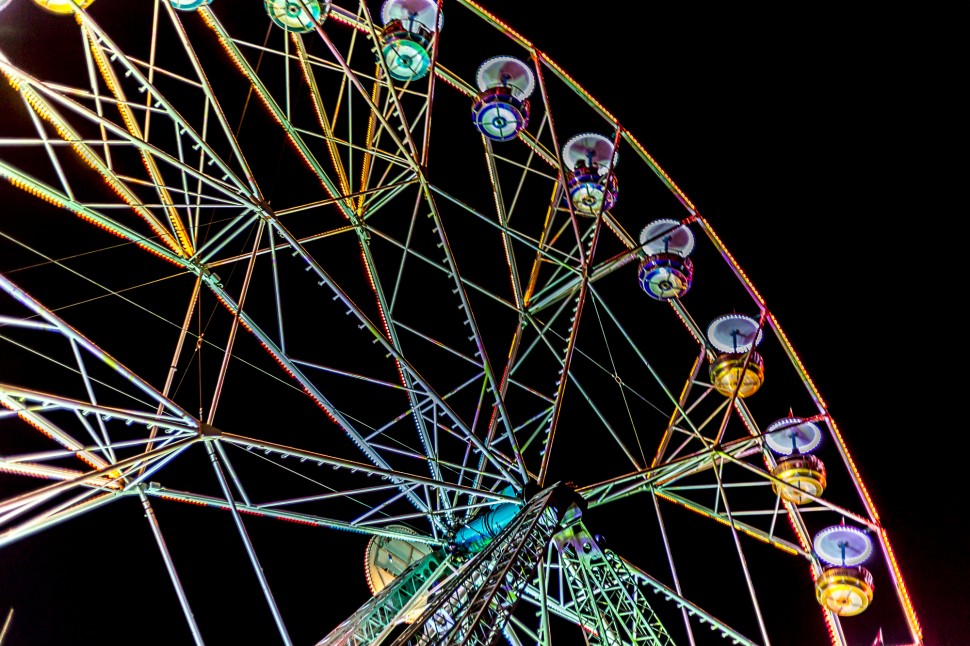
[326,7,363,30]
[19,88,182,255]
[0,459,120,489]
[81,23,196,257]
[694,215,767,310]
[459,1,534,49]
[667,298,705,349]
[650,356,698,469]
[355,67,381,217]
[0,397,108,471]
[654,490,800,556]
[621,133,698,213]
[5,78,185,257]
[154,494,378,534]
[6,176,65,208]
[599,214,630,249]
[292,32,355,213]
[879,526,923,640]
[516,132,559,169]
[1,172,185,267]
[433,66,475,97]
[522,183,564,306]
[484,340,515,446]
[481,135,522,309]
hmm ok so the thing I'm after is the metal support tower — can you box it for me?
[555,524,675,646]
[317,549,454,646]
[382,484,582,646]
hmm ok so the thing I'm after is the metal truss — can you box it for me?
[385,485,582,646]
[318,550,454,646]
[555,524,674,646]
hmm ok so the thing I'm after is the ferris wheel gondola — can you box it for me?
[471,56,534,141]
[637,219,695,300]
[707,313,765,397]
[31,0,93,13]
[379,0,442,81]
[264,0,329,33]
[169,0,211,10]
[765,416,827,504]
[562,132,618,216]
[814,524,876,616]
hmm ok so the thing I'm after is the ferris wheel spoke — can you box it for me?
[178,5,506,499]
[35,13,254,199]
[579,435,764,508]
[0,275,199,475]
[73,12,254,192]
[0,434,196,527]
[79,21,196,256]
[0,84,262,266]
[205,440,294,646]
[218,432,514,507]
[655,487,807,558]
[201,281,439,520]
[208,221,523,499]
[0,88,181,255]
[135,487,206,646]
[358,214,455,498]
[0,435,190,534]
[418,192,529,484]
[199,6,420,207]
[0,490,116,550]
[289,34,353,202]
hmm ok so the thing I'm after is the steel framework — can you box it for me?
[0,1,921,645]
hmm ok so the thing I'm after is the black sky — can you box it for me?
[486,4,961,644]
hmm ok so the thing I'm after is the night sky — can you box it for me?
[0,1,963,645]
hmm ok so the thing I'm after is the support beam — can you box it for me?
[555,523,674,646]
[387,484,582,646]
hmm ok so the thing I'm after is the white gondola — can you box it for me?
[471,56,534,141]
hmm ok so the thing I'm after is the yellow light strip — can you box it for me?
[80,20,195,256]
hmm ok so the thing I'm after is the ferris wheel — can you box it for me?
[0,1,922,645]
